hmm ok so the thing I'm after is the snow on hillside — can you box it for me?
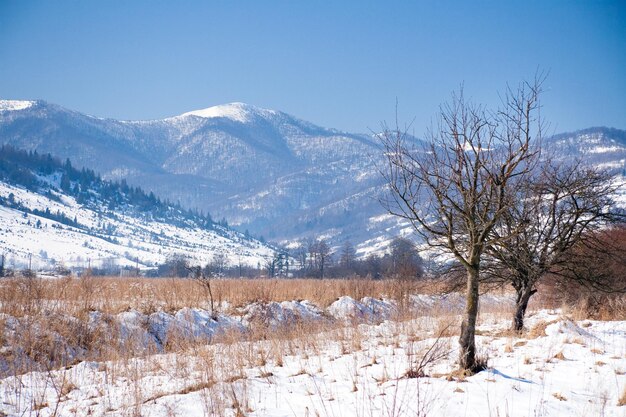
[1,100,625,257]
[0,181,274,270]
[612,176,626,207]
[0,99,388,252]
[0,99,36,112]
[180,102,277,123]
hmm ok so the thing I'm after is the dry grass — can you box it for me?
[0,276,428,415]
[536,277,626,321]
[2,273,601,388]
[564,295,626,321]
[503,341,513,353]
[0,276,453,379]
[0,276,449,317]
[527,320,556,339]
[4,272,621,416]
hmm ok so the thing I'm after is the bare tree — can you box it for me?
[317,240,332,279]
[294,245,308,274]
[186,252,228,318]
[486,160,621,330]
[387,237,424,280]
[205,252,228,278]
[339,241,357,273]
[381,78,542,372]
[265,257,277,278]
[308,239,332,278]
[159,254,189,277]
[187,264,217,319]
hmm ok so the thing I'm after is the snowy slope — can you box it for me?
[180,102,278,122]
[0,100,36,111]
[0,180,275,271]
[546,127,626,172]
[0,99,392,251]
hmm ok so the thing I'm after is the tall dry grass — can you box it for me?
[0,275,460,380]
[3,273,617,382]
[0,276,449,317]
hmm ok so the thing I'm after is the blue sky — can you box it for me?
[0,1,624,134]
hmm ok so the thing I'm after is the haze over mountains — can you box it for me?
[1,99,625,257]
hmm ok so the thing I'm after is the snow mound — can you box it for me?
[361,297,398,320]
[328,296,396,322]
[545,319,597,339]
[410,293,465,313]
[328,296,370,321]
[173,308,243,340]
[241,300,325,328]
[0,99,35,112]
[117,310,158,348]
[147,311,176,345]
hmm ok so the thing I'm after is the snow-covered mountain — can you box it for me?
[0,99,624,255]
[0,99,399,253]
[0,146,275,271]
[545,127,626,173]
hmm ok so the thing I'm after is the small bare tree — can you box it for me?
[486,160,621,330]
[187,264,216,317]
[187,253,228,319]
[381,78,543,372]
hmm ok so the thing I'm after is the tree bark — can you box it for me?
[512,285,537,331]
[459,265,480,372]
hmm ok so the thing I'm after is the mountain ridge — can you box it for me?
[1,99,624,254]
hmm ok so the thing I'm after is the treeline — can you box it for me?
[0,192,81,229]
[154,237,426,280]
[0,145,215,230]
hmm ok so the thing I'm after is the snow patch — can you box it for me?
[587,145,624,154]
[180,102,276,123]
[240,300,325,328]
[328,296,397,322]
[545,318,597,340]
[0,100,35,112]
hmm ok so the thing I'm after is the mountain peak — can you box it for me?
[0,99,37,112]
[180,102,277,123]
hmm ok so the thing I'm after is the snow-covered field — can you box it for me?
[1,293,624,417]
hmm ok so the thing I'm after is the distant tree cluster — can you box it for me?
[270,237,425,279]
[150,236,425,281]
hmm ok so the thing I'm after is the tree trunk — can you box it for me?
[512,285,537,331]
[459,265,480,372]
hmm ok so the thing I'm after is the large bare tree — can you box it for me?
[486,160,621,330]
[381,79,542,372]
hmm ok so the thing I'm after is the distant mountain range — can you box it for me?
[1,99,624,256]
[0,145,274,270]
